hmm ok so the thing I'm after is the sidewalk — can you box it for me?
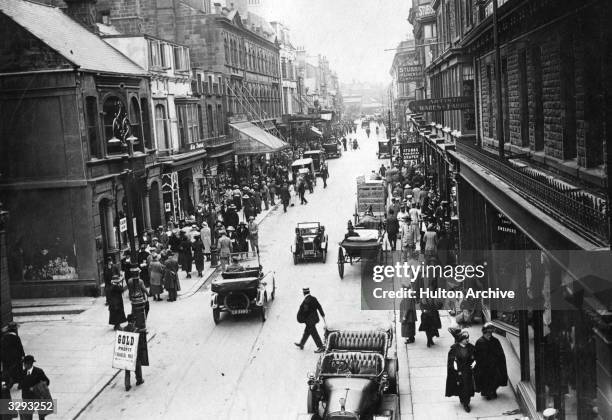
[397,312,524,420]
[8,202,281,419]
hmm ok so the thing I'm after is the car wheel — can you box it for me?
[306,388,316,414]
[213,308,221,325]
[322,249,327,263]
[337,247,344,279]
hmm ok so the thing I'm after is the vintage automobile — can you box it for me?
[291,158,317,185]
[377,140,390,159]
[210,251,275,324]
[303,150,326,175]
[322,139,342,159]
[297,326,399,420]
[291,222,328,264]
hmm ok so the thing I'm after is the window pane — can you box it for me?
[86,96,100,158]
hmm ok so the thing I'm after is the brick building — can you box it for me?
[0,0,151,297]
[409,0,612,419]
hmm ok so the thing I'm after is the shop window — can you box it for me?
[85,96,101,158]
[154,103,170,150]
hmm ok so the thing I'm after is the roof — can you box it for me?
[230,121,288,155]
[0,0,146,76]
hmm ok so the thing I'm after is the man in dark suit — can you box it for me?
[386,209,400,251]
[295,288,326,353]
[280,183,291,213]
[19,355,50,420]
[1,322,24,386]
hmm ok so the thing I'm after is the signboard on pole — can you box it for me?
[408,96,474,113]
[398,64,422,83]
[119,217,127,233]
[112,330,140,371]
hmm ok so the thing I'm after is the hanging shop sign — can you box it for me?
[416,5,435,19]
[398,64,423,83]
[400,143,422,161]
[408,96,474,112]
[119,217,128,233]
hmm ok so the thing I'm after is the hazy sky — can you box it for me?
[261,0,414,85]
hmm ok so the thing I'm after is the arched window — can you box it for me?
[103,96,125,155]
[155,103,170,149]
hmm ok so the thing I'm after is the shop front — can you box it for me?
[452,148,612,420]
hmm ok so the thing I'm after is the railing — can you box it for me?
[204,135,233,148]
[455,139,609,244]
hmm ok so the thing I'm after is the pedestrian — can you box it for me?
[162,251,179,302]
[127,267,148,327]
[280,183,291,213]
[192,234,205,277]
[108,274,127,330]
[148,253,164,301]
[423,224,438,262]
[445,330,476,412]
[217,230,232,271]
[342,137,347,151]
[298,180,308,205]
[320,164,329,188]
[137,243,150,288]
[178,231,193,279]
[122,314,148,391]
[474,323,508,400]
[419,297,442,347]
[399,215,412,261]
[247,216,259,254]
[399,285,417,344]
[268,181,276,206]
[261,183,270,210]
[199,222,212,261]
[19,355,51,420]
[385,209,400,251]
[306,174,314,194]
[236,222,249,255]
[253,186,262,214]
[103,257,120,306]
[1,322,24,387]
[379,164,386,177]
[225,204,239,229]
[294,287,326,353]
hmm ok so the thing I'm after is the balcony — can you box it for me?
[455,139,609,245]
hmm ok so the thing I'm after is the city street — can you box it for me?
[81,125,396,419]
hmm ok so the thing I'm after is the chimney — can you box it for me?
[214,2,222,14]
[64,0,98,33]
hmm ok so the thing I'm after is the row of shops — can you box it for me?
[410,117,612,420]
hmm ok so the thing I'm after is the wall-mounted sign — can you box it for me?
[398,64,422,83]
[408,96,474,112]
[416,5,435,19]
[400,143,422,161]
[119,217,128,233]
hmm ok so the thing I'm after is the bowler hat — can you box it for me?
[302,287,310,294]
[23,355,36,364]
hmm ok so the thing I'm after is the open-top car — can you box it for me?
[291,222,328,264]
[210,251,275,324]
[297,325,399,420]
[322,138,342,159]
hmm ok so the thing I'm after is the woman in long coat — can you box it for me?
[399,285,417,344]
[108,275,126,329]
[200,222,212,260]
[178,232,193,279]
[446,330,476,412]
[474,323,508,399]
[192,234,205,277]
[419,297,442,347]
[148,253,164,301]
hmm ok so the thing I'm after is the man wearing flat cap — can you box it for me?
[295,288,326,353]
[474,322,508,400]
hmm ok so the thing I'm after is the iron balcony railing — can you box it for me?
[455,139,609,245]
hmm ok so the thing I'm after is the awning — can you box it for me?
[310,127,323,137]
[230,121,288,155]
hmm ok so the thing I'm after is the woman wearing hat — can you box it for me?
[445,330,476,412]
[474,323,508,400]
[148,253,164,301]
[108,274,127,330]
